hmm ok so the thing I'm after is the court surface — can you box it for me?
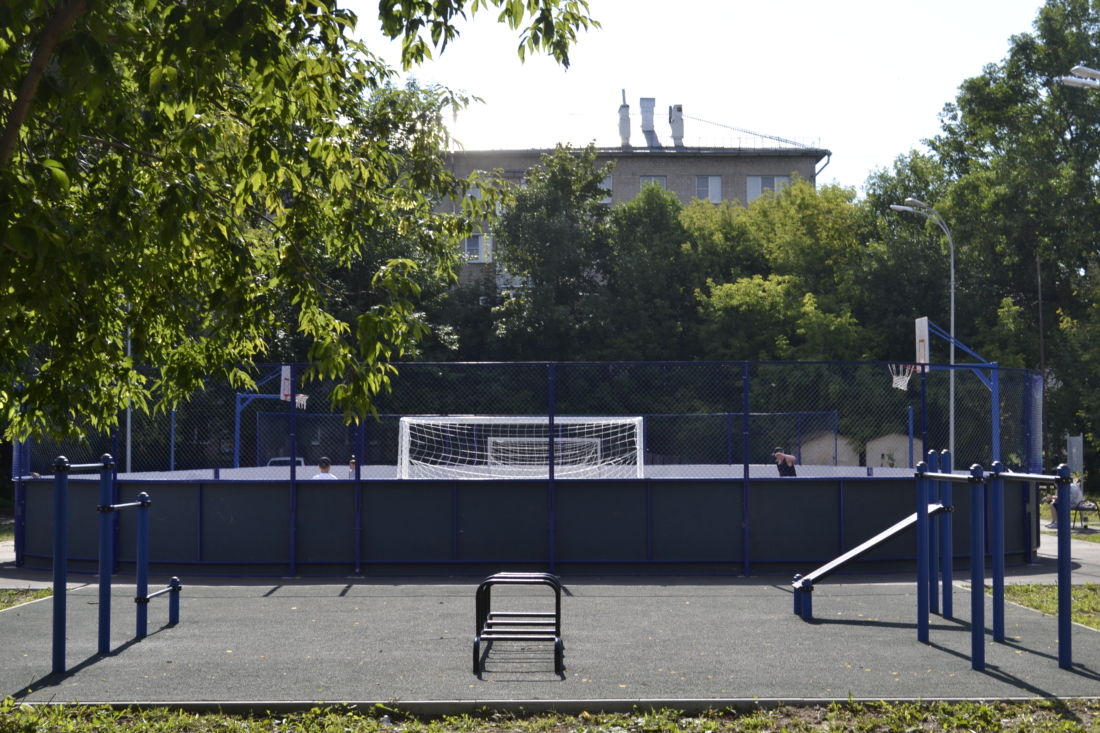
[1,532,1098,710]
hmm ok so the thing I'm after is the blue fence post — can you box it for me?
[742,362,751,575]
[926,450,940,616]
[170,409,176,472]
[1056,463,1073,670]
[97,454,115,655]
[289,364,298,577]
[136,492,151,638]
[168,576,181,625]
[940,449,954,620]
[990,461,1005,642]
[52,456,70,674]
[991,366,1001,463]
[547,363,556,574]
[969,464,986,671]
[916,460,929,642]
[908,407,914,468]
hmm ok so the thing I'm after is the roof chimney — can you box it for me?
[668,104,684,147]
[618,89,631,149]
[640,97,661,148]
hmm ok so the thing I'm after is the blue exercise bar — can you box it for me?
[990,461,1006,642]
[968,464,986,670]
[916,460,930,643]
[940,449,954,620]
[50,455,183,673]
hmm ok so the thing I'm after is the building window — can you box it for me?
[696,175,722,203]
[640,175,666,190]
[601,174,613,204]
[746,175,790,203]
[463,234,491,263]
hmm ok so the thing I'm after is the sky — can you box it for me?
[344,0,1050,193]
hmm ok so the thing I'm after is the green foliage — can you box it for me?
[0,701,1098,733]
[0,0,594,440]
[490,143,614,360]
[694,178,865,362]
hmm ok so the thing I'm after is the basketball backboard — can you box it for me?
[915,317,929,365]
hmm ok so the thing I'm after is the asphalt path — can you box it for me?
[2,526,1100,710]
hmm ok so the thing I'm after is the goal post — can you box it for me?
[398,416,644,479]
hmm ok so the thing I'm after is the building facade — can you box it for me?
[449,98,830,282]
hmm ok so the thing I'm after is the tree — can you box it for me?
[925,0,1100,468]
[490,143,613,360]
[0,0,597,439]
[695,178,865,362]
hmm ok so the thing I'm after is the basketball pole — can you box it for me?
[890,200,955,456]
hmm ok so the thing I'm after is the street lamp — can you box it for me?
[1061,65,1100,89]
[890,199,956,458]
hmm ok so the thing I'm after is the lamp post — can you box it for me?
[891,199,955,458]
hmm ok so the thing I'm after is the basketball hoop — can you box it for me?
[889,364,916,390]
[282,391,309,410]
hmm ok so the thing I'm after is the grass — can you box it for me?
[1037,502,1100,543]
[0,588,51,611]
[1,700,1100,733]
[988,583,1100,630]
[0,524,12,544]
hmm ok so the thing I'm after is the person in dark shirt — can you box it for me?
[774,447,797,477]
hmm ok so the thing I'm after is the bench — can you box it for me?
[1073,501,1097,529]
[473,572,563,675]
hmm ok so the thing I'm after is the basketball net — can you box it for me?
[281,392,309,410]
[889,364,916,390]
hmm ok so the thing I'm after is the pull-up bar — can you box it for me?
[918,460,1073,671]
[52,455,181,675]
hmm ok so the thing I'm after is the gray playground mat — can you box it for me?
[1,578,1099,709]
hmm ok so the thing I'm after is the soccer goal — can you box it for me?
[397,416,644,480]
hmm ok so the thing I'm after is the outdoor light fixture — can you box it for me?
[1060,65,1100,89]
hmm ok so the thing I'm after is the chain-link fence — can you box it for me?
[12,360,1041,480]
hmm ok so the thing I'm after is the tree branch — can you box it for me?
[0,0,88,168]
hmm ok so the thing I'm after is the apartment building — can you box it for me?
[452,97,831,281]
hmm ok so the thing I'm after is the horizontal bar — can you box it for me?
[920,472,983,483]
[105,501,148,510]
[145,586,176,600]
[994,472,1065,484]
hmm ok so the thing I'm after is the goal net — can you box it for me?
[398,416,644,479]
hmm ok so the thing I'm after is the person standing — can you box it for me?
[312,457,338,480]
[774,447,797,477]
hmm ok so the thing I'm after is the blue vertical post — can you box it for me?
[547,363,556,574]
[288,365,297,577]
[920,366,928,460]
[926,451,940,615]
[991,366,1001,463]
[742,362,751,575]
[941,449,954,620]
[908,407,914,468]
[169,409,176,472]
[168,577,181,624]
[97,454,115,654]
[1056,464,1073,669]
[916,461,930,642]
[233,395,243,468]
[969,464,986,671]
[136,492,150,638]
[52,456,70,674]
[355,414,363,577]
[726,413,733,466]
[990,461,1005,642]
